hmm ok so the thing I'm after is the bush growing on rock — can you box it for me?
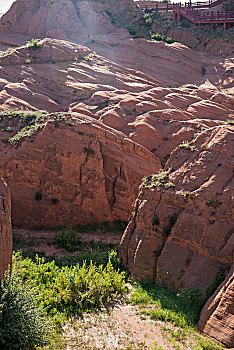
[151,33,175,44]
[26,38,42,50]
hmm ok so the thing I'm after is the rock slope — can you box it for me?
[0,111,161,228]
[0,0,138,42]
[0,38,233,227]
[0,176,12,279]
[198,264,234,348]
[119,125,234,295]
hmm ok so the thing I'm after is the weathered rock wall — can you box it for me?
[0,177,12,279]
[0,114,161,228]
[198,264,234,348]
[120,125,233,294]
[0,0,139,39]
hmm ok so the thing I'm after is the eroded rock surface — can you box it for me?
[0,177,12,279]
[0,112,161,228]
[0,39,233,228]
[120,125,234,294]
[0,0,137,42]
[198,265,234,348]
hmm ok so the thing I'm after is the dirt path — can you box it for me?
[63,302,176,350]
[13,228,121,257]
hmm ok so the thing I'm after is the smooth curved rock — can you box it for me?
[0,177,12,279]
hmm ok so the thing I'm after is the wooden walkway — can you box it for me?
[135,0,234,29]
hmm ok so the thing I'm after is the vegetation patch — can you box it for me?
[204,268,226,301]
[83,147,95,155]
[179,140,197,151]
[140,169,175,189]
[0,110,76,145]
[205,199,221,208]
[0,270,53,350]
[151,32,175,44]
[35,191,42,201]
[183,191,190,200]
[152,214,160,226]
[26,38,42,51]
[54,227,83,252]
[9,225,224,350]
[128,281,222,349]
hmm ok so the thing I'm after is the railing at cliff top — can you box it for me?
[136,0,226,10]
[183,0,225,8]
[180,9,234,20]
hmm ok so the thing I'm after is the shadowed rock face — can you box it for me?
[0,177,12,279]
[119,125,234,294]
[198,265,234,348]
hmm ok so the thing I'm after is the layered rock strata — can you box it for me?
[0,39,233,228]
[120,125,233,295]
[198,265,234,348]
[0,112,161,228]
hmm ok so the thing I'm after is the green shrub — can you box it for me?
[83,147,95,155]
[26,38,42,51]
[204,269,226,301]
[35,191,42,201]
[54,227,83,252]
[51,197,59,205]
[183,191,190,200]
[179,140,197,151]
[13,253,127,318]
[141,169,174,189]
[151,33,163,41]
[177,288,201,302]
[152,214,160,226]
[0,272,53,350]
[165,36,175,44]
[151,33,175,44]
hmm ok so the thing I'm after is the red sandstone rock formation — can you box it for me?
[0,112,161,228]
[0,0,138,42]
[0,39,232,228]
[198,264,234,348]
[0,177,12,279]
[120,125,234,294]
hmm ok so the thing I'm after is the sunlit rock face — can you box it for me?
[0,0,139,42]
[0,177,12,279]
[120,125,234,294]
